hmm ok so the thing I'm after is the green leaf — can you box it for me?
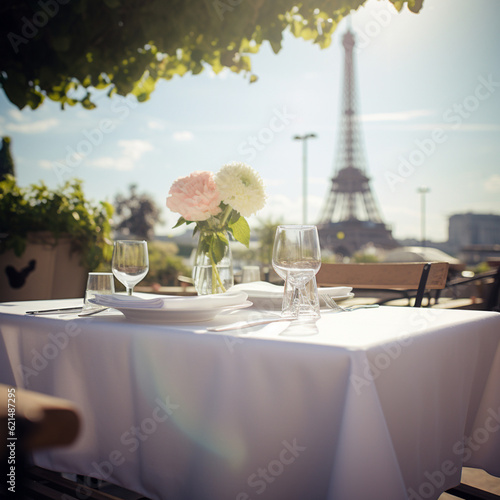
[11,234,26,257]
[390,1,406,11]
[217,231,229,246]
[228,216,250,247]
[172,216,188,228]
[229,210,240,224]
[407,0,424,13]
[211,233,227,264]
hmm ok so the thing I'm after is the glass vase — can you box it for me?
[192,231,234,295]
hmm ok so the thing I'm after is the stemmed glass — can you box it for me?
[112,240,149,295]
[272,225,321,318]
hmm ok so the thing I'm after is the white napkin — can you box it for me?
[230,281,352,298]
[90,291,248,311]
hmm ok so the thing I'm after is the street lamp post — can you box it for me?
[417,186,430,248]
[293,133,317,224]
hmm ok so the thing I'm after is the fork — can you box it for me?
[322,295,379,312]
[78,307,109,317]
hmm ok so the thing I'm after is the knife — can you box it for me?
[26,306,83,315]
[207,316,293,332]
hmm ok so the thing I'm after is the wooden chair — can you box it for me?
[446,482,500,500]
[443,266,500,312]
[0,385,148,499]
[316,262,449,307]
[0,384,81,498]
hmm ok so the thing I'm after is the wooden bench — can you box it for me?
[316,262,449,308]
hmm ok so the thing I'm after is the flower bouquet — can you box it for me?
[166,162,266,294]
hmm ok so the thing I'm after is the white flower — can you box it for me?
[215,162,266,217]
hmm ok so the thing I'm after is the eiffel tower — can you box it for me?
[317,27,398,257]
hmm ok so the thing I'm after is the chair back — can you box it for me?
[0,384,80,450]
[316,262,449,307]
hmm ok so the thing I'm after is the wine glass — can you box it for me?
[272,225,321,318]
[112,240,149,295]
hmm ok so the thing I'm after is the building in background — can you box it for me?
[448,213,500,249]
[447,213,500,266]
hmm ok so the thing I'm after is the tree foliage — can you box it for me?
[254,216,284,266]
[0,137,16,181]
[114,184,162,240]
[142,241,190,286]
[0,0,423,110]
[0,175,114,270]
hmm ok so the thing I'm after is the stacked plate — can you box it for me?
[90,290,251,323]
[229,282,353,310]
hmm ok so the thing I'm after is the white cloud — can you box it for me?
[172,131,194,142]
[88,139,153,171]
[6,118,59,134]
[148,119,166,131]
[260,194,302,224]
[309,176,330,185]
[484,174,500,193]
[38,160,54,170]
[8,109,24,122]
[118,139,153,159]
[257,193,324,225]
[88,156,134,171]
[360,110,434,122]
[448,123,500,132]
[261,177,286,188]
[388,122,500,132]
[75,111,89,120]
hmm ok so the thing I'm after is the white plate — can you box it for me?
[110,301,253,324]
[230,282,354,301]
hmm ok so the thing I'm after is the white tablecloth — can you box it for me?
[1,299,499,500]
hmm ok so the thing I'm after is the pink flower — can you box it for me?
[166,171,222,221]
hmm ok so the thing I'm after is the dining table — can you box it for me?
[0,293,500,500]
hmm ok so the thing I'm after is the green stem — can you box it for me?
[208,250,226,293]
[219,205,233,229]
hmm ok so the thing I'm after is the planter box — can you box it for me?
[0,232,88,302]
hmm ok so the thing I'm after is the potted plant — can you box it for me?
[0,175,113,301]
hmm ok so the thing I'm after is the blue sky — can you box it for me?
[1,0,499,243]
